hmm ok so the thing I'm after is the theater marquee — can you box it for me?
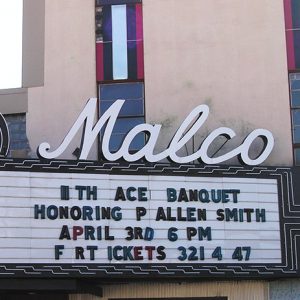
[0,160,298,279]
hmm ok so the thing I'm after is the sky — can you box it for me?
[0,0,23,89]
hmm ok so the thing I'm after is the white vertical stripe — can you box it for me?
[112,5,128,80]
[0,0,23,89]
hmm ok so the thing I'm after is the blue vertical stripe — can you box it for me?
[103,6,113,80]
[292,0,300,28]
[103,6,112,41]
[112,5,128,79]
[294,31,300,68]
[127,4,137,80]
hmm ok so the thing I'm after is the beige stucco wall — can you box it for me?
[27,0,97,159]
[70,281,269,300]
[27,0,292,164]
[143,0,293,166]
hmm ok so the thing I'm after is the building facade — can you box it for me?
[0,0,299,299]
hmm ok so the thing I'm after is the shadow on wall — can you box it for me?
[148,113,269,166]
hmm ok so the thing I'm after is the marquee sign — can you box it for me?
[0,105,298,279]
[0,159,298,279]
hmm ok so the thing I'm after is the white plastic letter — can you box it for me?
[168,104,209,163]
[200,127,242,164]
[38,99,124,160]
[239,129,274,165]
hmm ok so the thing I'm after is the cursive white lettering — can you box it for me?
[37,99,274,165]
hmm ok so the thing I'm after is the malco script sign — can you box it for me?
[34,99,274,165]
[0,99,274,165]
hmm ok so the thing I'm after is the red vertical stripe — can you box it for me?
[286,31,296,69]
[136,3,144,79]
[284,0,296,69]
[96,42,104,81]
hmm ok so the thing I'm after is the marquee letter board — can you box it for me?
[0,159,299,279]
